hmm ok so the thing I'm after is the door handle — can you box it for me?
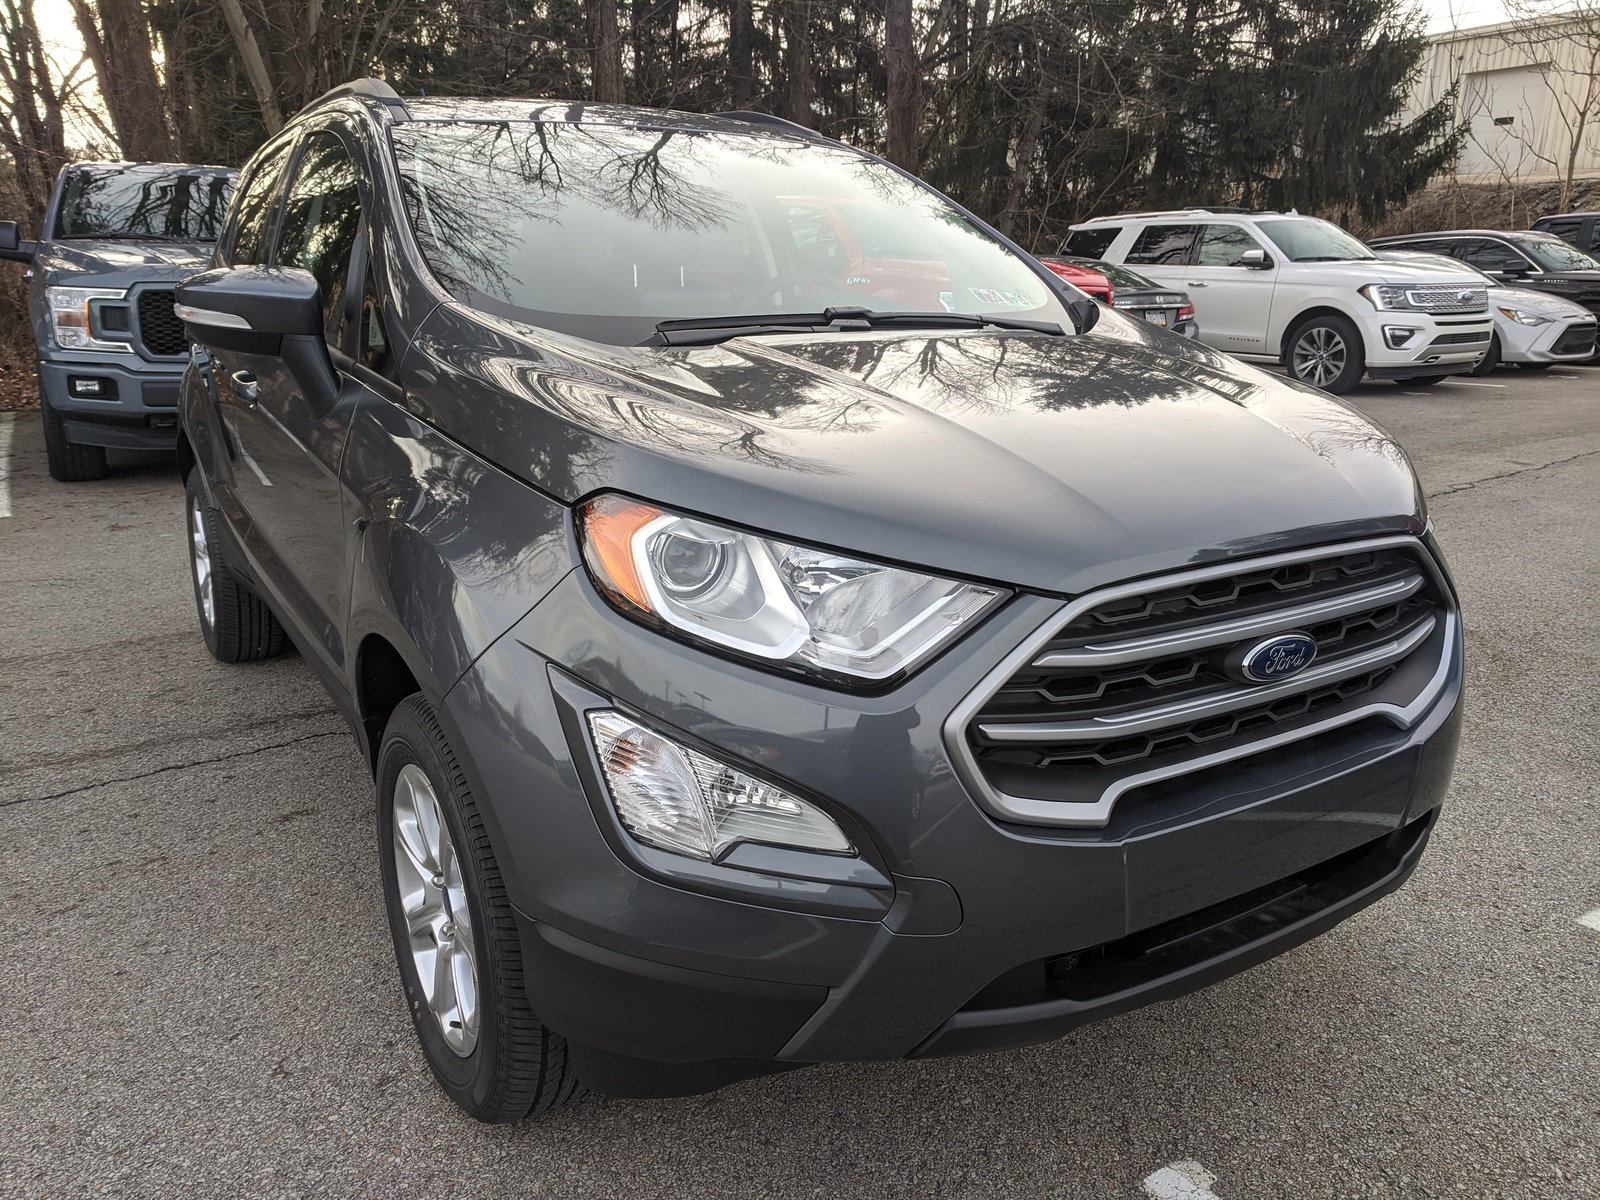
[230,369,260,402]
[1186,281,1208,288]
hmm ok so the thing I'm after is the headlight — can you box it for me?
[1358,284,1417,310]
[46,286,133,352]
[579,494,1006,683]
[588,710,853,860]
[1497,306,1551,326]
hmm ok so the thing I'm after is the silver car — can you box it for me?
[1375,249,1596,374]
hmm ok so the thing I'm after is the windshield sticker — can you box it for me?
[968,287,1030,307]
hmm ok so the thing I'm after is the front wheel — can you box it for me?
[1285,315,1366,393]
[41,398,108,482]
[1469,333,1501,376]
[1404,375,1447,387]
[378,694,584,1122]
[184,470,287,662]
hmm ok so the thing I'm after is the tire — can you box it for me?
[1516,362,1554,371]
[377,694,584,1123]
[1284,315,1366,393]
[1404,376,1447,387]
[41,397,108,482]
[184,470,287,662]
[1469,333,1501,376]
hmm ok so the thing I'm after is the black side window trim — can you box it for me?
[225,134,299,266]
[274,122,371,357]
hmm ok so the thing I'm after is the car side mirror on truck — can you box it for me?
[1239,248,1273,269]
[0,220,39,264]
[175,266,339,411]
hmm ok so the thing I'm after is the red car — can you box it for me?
[1038,257,1112,303]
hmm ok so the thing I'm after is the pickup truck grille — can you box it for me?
[955,540,1454,826]
[137,289,189,357]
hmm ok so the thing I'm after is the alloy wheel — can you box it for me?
[188,493,215,629]
[392,763,480,1057]
[1292,326,1348,389]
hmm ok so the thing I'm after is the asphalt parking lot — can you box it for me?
[1,365,1597,1200]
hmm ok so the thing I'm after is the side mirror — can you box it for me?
[1239,248,1273,269]
[1067,296,1100,334]
[0,220,38,264]
[176,266,338,410]
[1496,262,1530,278]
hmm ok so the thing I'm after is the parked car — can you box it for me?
[1036,257,1112,302]
[1530,211,1600,255]
[174,81,1463,1122]
[1373,249,1597,372]
[1044,255,1199,336]
[1066,209,1493,392]
[0,161,237,481]
[1367,229,1600,316]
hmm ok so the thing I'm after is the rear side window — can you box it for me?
[229,140,294,265]
[1539,218,1581,242]
[276,130,364,348]
[1457,238,1530,272]
[1125,224,1197,266]
[1063,226,1119,258]
[1195,224,1266,266]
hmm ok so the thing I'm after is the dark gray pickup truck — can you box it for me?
[1,161,236,480]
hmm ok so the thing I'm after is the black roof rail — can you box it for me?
[296,78,411,121]
[717,110,825,140]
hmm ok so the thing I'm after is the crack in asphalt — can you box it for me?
[0,729,351,810]
[1425,448,1600,499]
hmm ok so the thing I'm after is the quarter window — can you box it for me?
[229,140,294,266]
[1457,238,1531,273]
[1195,224,1266,267]
[1125,224,1198,266]
[276,130,364,347]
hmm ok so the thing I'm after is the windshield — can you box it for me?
[391,121,1068,344]
[1509,234,1600,272]
[1376,251,1498,286]
[1254,218,1375,262]
[1065,257,1156,289]
[54,166,235,241]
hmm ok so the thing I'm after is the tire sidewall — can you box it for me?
[183,471,223,659]
[1469,333,1500,376]
[1286,315,1365,393]
[376,701,506,1116]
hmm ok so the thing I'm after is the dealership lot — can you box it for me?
[1,367,1596,1199]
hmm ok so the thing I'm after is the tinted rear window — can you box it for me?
[1125,224,1197,266]
[1063,226,1119,258]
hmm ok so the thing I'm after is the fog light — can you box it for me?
[68,376,115,398]
[587,710,854,861]
[1383,326,1419,350]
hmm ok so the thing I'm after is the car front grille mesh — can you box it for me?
[136,289,189,357]
[964,543,1450,818]
[1405,285,1488,314]
[1553,323,1598,355]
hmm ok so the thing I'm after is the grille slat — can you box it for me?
[1403,285,1488,314]
[136,289,189,357]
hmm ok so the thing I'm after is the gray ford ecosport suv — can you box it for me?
[173,80,1463,1121]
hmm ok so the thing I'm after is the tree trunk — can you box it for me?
[886,0,920,168]
[730,0,753,107]
[68,0,174,161]
[782,0,813,126]
[590,0,624,102]
[217,0,285,133]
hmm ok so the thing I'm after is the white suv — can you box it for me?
[1064,210,1494,393]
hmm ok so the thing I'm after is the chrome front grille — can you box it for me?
[947,538,1457,828]
[1405,285,1488,314]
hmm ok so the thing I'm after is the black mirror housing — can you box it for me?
[0,219,38,263]
[176,266,340,411]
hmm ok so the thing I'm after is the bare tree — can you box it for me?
[69,0,175,160]
[1499,0,1600,211]
[886,0,921,168]
[590,0,624,102]
[0,0,86,216]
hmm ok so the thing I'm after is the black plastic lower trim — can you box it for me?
[910,809,1436,1058]
[1365,364,1476,380]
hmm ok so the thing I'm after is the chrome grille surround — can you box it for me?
[943,536,1458,828]
[1404,285,1488,315]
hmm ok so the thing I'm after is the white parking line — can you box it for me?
[1448,381,1507,388]
[1577,908,1600,933]
[1144,1161,1223,1199]
[0,412,14,519]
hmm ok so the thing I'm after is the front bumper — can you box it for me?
[1504,315,1598,363]
[443,544,1464,1096]
[38,355,185,450]
[1360,314,1492,377]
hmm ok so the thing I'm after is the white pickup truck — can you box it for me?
[1064,210,1493,393]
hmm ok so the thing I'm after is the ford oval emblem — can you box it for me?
[1238,632,1318,683]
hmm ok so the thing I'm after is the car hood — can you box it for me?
[1293,259,1487,288]
[405,305,1424,595]
[1490,285,1596,317]
[36,239,213,285]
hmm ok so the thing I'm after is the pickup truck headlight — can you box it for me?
[1497,306,1551,326]
[47,286,133,352]
[579,494,1005,684]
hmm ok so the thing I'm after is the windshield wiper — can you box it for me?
[647,306,1064,347]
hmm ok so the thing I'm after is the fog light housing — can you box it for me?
[587,709,854,861]
[67,375,116,399]
[1383,325,1419,350]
